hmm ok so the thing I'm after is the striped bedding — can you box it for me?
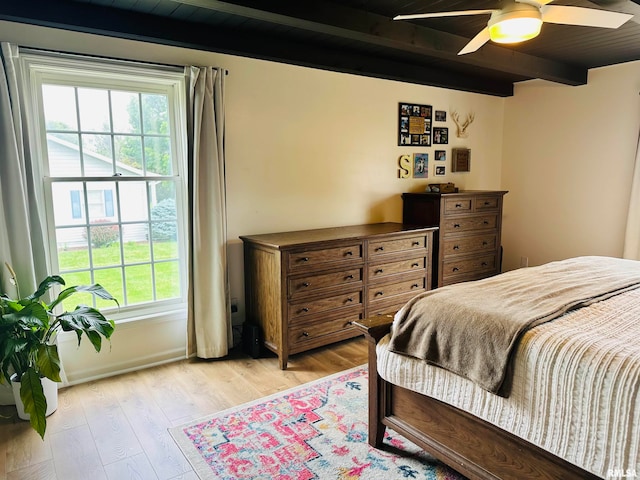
[377,286,640,478]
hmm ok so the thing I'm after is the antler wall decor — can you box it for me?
[450,111,475,138]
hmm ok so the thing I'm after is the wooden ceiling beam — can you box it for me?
[168,0,587,86]
[0,0,515,96]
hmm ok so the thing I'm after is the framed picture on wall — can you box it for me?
[435,165,446,176]
[435,150,446,161]
[399,103,432,146]
[413,153,428,178]
[452,148,471,172]
[435,110,447,122]
[433,127,448,144]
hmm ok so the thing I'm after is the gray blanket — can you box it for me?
[388,256,640,395]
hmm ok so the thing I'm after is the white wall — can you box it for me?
[1,21,505,382]
[501,62,640,271]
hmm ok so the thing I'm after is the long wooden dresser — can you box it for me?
[402,190,508,287]
[240,223,437,369]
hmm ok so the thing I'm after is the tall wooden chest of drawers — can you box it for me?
[402,191,507,287]
[240,223,436,369]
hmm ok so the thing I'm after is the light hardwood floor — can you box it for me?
[0,337,368,480]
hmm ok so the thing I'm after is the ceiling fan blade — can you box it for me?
[541,5,633,28]
[516,0,554,6]
[458,27,491,55]
[394,10,495,21]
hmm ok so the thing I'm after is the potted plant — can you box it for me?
[0,263,118,438]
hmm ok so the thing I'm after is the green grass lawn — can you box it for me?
[57,241,180,309]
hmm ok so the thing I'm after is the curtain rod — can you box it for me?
[18,46,229,75]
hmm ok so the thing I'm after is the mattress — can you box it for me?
[377,287,640,478]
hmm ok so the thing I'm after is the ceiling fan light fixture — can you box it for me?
[488,5,543,44]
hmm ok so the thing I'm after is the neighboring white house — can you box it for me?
[48,135,157,248]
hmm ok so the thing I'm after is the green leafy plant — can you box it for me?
[0,263,118,438]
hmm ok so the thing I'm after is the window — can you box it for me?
[22,53,188,318]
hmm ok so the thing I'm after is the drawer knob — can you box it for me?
[481,262,488,266]
[346,297,354,303]
[301,257,309,262]
[482,241,488,246]
[375,291,384,296]
[346,274,354,279]
[345,251,354,256]
[455,203,462,208]
[302,331,309,337]
[412,241,420,246]
[375,268,384,274]
[302,282,310,287]
[484,201,491,205]
[376,246,384,251]
[301,307,309,313]
[411,283,419,288]
[345,321,353,326]
[411,263,419,268]
[453,245,460,250]
[452,267,459,272]
[453,224,461,228]
[483,220,489,225]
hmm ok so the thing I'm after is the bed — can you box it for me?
[354,256,640,480]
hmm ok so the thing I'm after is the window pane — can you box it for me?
[52,182,85,226]
[122,231,150,263]
[114,135,143,173]
[42,85,78,131]
[154,261,181,300]
[78,88,110,133]
[119,182,148,222]
[144,136,172,175]
[86,181,118,223]
[94,268,124,310]
[89,226,121,266]
[111,91,140,134]
[82,134,114,175]
[57,227,90,270]
[151,181,176,209]
[124,264,153,305]
[47,133,82,177]
[141,94,169,135]
[152,226,178,260]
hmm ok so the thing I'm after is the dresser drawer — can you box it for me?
[441,234,497,258]
[368,235,427,257]
[289,268,362,298]
[443,197,472,214]
[368,276,425,303]
[289,290,362,320]
[368,257,426,281]
[442,254,497,280]
[288,243,363,271]
[367,291,420,316]
[475,196,502,211]
[441,214,498,235]
[288,310,362,351]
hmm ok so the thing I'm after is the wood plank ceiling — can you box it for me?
[1,0,640,96]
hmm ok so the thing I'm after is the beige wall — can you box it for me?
[1,21,505,382]
[501,62,640,271]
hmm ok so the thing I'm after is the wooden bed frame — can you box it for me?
[354,315,601,480]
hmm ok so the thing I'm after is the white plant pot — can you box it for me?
[10,374,59,420]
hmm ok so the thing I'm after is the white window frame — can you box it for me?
[19,51,189,323]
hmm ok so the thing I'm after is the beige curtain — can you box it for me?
[623,133,640,260]
[186,66,231,358]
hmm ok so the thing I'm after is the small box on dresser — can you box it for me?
[240,223,437,369]
[402,190,508,288]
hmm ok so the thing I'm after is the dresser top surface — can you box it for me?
[403,190,508,197]
[240,222,437,249]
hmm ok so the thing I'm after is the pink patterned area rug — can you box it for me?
[169,365,466,479]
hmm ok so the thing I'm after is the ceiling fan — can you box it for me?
[393,0,633,55]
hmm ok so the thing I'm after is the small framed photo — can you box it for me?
[435,150,446,161]
[435,165,446,176]
[435,110,446,122]
[433,127,448,144]
[413,153,428,178]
